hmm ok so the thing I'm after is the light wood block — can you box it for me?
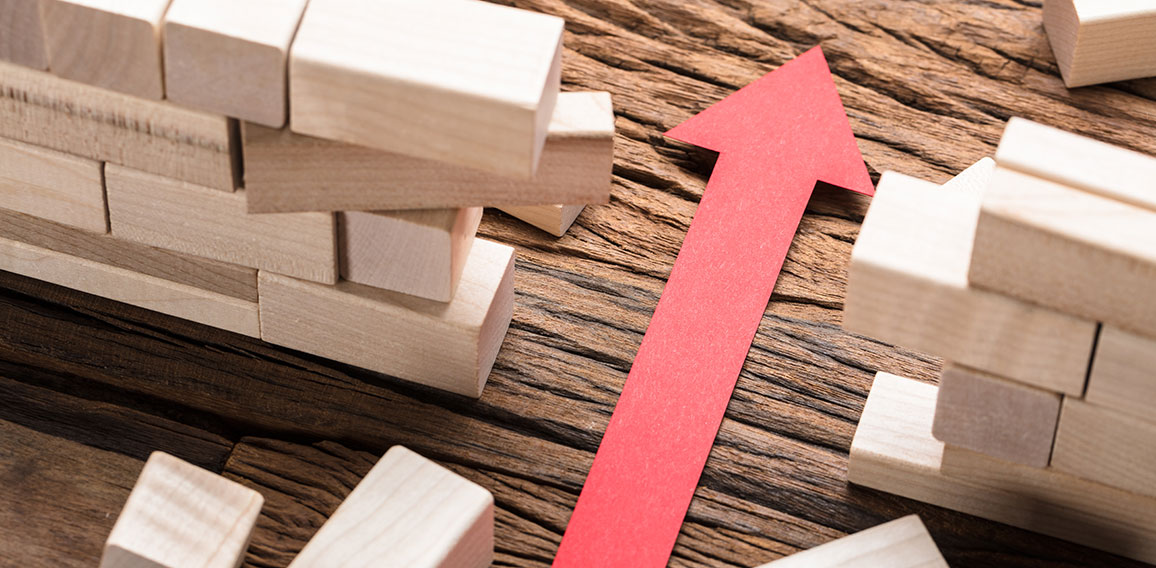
[844,166,1095,395]
[756,515,946,568]
[106,165,336,284]
[0,61,237,191]
[931,364,1061,468]
[498,204,586,237]
[100,452,264,568]
[41,0,170,99]
[1051,397,1156,498]
[0,136,106,233]
[340,208,482,302]
[245,91,614,213]
[969,166,1156,338]
[258,239,515,397]
[289,0,564,178]
[849,372,1156,565]
[1044,0,1156,87]
[289,445,493,568]
[1086,325,1156,421]
[163,0,308,127]
[0,0,48,69]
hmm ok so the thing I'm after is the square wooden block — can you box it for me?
[0,137,106,233]
[1044,0,1156,87]
[757,515,946,568]
[1051,397,1156,498]
[1086,325,1156,422]
[498,204,586,237]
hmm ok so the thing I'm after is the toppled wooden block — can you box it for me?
[756,515,947,568]
[1086,325,1156,422]
[1051,397,1156,499]
[849,372,1156,565]
[340,208,482,302]
[498,204,586,237]
[0,61,237,191]
[259,239,515,397]
[1044,0,1156,87]
[245,91,614,213]
[0,136,106,233]
[100,452,264,568]
[0,0,48,69]
[163,0,309,127]
[289,445,493,568]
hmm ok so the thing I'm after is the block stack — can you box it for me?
[0,0,614,398]
[842,118,1156,564]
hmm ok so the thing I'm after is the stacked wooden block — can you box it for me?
[843,119,1156,564]
[0,0,614,398]
[1043,0,1156,87]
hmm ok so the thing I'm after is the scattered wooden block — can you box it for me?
[0,61,237,191]
[931,363,1061,468]
[1044,0,1156,87]
[101,452,264,568]
[498,204,586,237]
[106,165,337,284]
[163,0,309,128]
[41,0,169,99]
[1051,397,1156,499]
[0,0,48,69]
[289,0,564,178]
[757,515,946,568]
[258,239,515,397]
[1086,325,1156,422]
[844,167,1095,395]
[340,208,483,302]
[849,372,1156,566]
[0,136,106,233]
[969,166,1156,338]
[288,445,493,568]
[245,91,614,213]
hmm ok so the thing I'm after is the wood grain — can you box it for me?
[1086,325,1156,422]
[1044,0,1156,87]
[0,136,107,233]
[758,515,946,568]
[1050,397,1156,499]
[497,205,587,237]
[0,0,48,69]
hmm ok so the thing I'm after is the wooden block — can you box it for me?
[969,166,1156,338]
[1086,325,1156,421]
[756,515,946,568]
[0,0,48,69]
[0,136,106,233]
[163,0,309,127]
[0,61,237,191]
[848,372,1156,565]
[498,204,586,237]
[258,239,515,397]
[844,167,1095,395]
[340,208,483,302]
[41,0,170,99]
[1044,0,1156,87]
[101,452,264,568]
[289,0,564,178]
[245,91,614,213]
[931,363,1061,468]
[1051,397,1156,498]
[288,445,493,568]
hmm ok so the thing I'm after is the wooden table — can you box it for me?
[3,1,1155,566]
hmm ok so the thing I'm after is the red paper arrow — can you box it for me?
[552,46,873,568]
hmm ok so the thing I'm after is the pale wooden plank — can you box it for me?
[1051,397,1156,499]
[1086,325,1156,422]
[0,136,106,233]
[1044,0,1156,87]
[497,204,586,237]
[756,515,946,568]
[0,0,48,69]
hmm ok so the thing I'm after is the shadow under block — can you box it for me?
[848,372,1156,565]
[244,91,614,213]
[288,446,493,568]
[844,169,1095,395]
[931,364,1061,468]
[1051,397,1156,499]
[0,136,106,233]
[1086,326,1156,421]
[0,61,237,191]
[756,515,947,568]
[40,0,170,99]
[339,208,483,302]
[1044,0,1156,87]
[258,239,514,397]
[288,0,563,179]
[0,0,48,69]
[498,204,586,237]
[163,0,309,128]
[100,452,264,568]
[970,167,1156,339]
[106,165,337,284]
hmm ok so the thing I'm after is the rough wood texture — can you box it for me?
[0,136,107,233]
[1044,0,1156,87]
[757,515,947,568]
[1050,397,1156,499]
[1086,325,1156,422]
[3,1,1156,567]
[0,0,48,69]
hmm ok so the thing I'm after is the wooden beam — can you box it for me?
[288,445,493,568]
[0,0,48,69]
[258,238,515,397]
[498,204,586,237]
[163,0,309,127]
[1044,0,1156,87]
[1086,325,1156,422]
[0,136,106,233]
[756,515,946,568]
[1051,397,1156,499]
[245,91,614,213]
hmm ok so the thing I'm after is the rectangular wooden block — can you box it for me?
[340,208,483,302]
[844,166,1095,395]
[245,91,614,213]
[106,165,337,284]
[1051,397,1156,498]
[101,452,264,568]
[163,0,309,127]
[1086,325,1156,421]
[259,238,515,397]
[756,515,947,568]
[289,0,564,178]
[0,136,106,233]
[0,0,48,69]
[498,204,586,237]
[1044,0,1156,87]
[0,61,237,191]
[931,363,1061,468]
[848,372,1156,565]
[41,0,170,99]
[288,445,493,568]
[969,166,1156,338]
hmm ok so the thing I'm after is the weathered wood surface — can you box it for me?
[3,1,1155,566]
